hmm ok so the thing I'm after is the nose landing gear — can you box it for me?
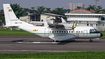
[89,38,99,42]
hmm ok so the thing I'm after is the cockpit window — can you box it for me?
[90,29,97,32]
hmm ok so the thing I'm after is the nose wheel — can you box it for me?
[89,39,93,42]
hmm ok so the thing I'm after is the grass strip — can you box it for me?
[102,33,105,37]
[0,29,36,36]
[0,52,105,59]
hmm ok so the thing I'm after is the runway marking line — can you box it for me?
[0,50,81,52]
[16,42,60,44]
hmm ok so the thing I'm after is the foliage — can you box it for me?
[0,52,105,59]
[0,10,4,25]
[85,5,104,14]
[75,6,83,10]
[44,8,51,13]
[102,9,105,14]
[0,29,36,36]
[0,15,5,25]
[0,9,3,13]
[101,33,105,37]
[10,4,28,18]
[85,5,96,11]
[36,6,46,13]
[0,3,105,25]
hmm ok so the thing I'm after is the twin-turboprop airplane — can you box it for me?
[3,4,103,42]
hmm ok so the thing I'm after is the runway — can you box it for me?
[0,36,105,53]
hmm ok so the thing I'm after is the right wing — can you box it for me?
[46,19,64,28]
[46,17,78,29]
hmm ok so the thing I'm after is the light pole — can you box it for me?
[94,0,99,7]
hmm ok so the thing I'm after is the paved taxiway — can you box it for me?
[0,36,105,53]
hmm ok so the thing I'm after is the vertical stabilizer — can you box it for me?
[3,4,18,26]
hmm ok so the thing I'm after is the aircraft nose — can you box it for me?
[100,33,103,37]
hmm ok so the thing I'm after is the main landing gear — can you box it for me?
[53,40,60,42]
[89,39,93,42]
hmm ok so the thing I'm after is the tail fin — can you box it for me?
[3,4,18,26]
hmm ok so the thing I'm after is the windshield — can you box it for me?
[90,29,97,32]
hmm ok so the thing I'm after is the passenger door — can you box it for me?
[44,28,49,37]
[76,31,79,37]
[83,30,88,37]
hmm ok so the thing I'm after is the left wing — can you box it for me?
[49,34,76,41]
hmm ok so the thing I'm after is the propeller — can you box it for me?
[72,22,78,29]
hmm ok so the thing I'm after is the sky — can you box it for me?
[0,0,105,9]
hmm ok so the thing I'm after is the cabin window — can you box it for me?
[87,24,89,26]
[78,31,80,33]
[81,31,83,33]
[57,31,58,33]
[72,31,73,33]
[69,31,70,33]
[62,31,63,33]
[52,31,54,33]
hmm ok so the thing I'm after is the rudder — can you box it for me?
[3,4,18,26]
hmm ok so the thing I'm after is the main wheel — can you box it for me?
[89,39,93,42]
[53,40,60,42]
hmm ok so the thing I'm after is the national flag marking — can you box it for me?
[9,9,12,12]
[33,29,38,32]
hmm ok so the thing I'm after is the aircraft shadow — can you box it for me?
[58,39,103,45]
[12,39,103,45]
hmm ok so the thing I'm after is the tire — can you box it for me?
[89,39,93,42]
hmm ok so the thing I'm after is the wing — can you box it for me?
[46,18,78,29]
[46,18,64,28]
[46,19,74,29]
[49,34,76,41]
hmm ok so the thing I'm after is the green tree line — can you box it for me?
[0,3,105,25]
